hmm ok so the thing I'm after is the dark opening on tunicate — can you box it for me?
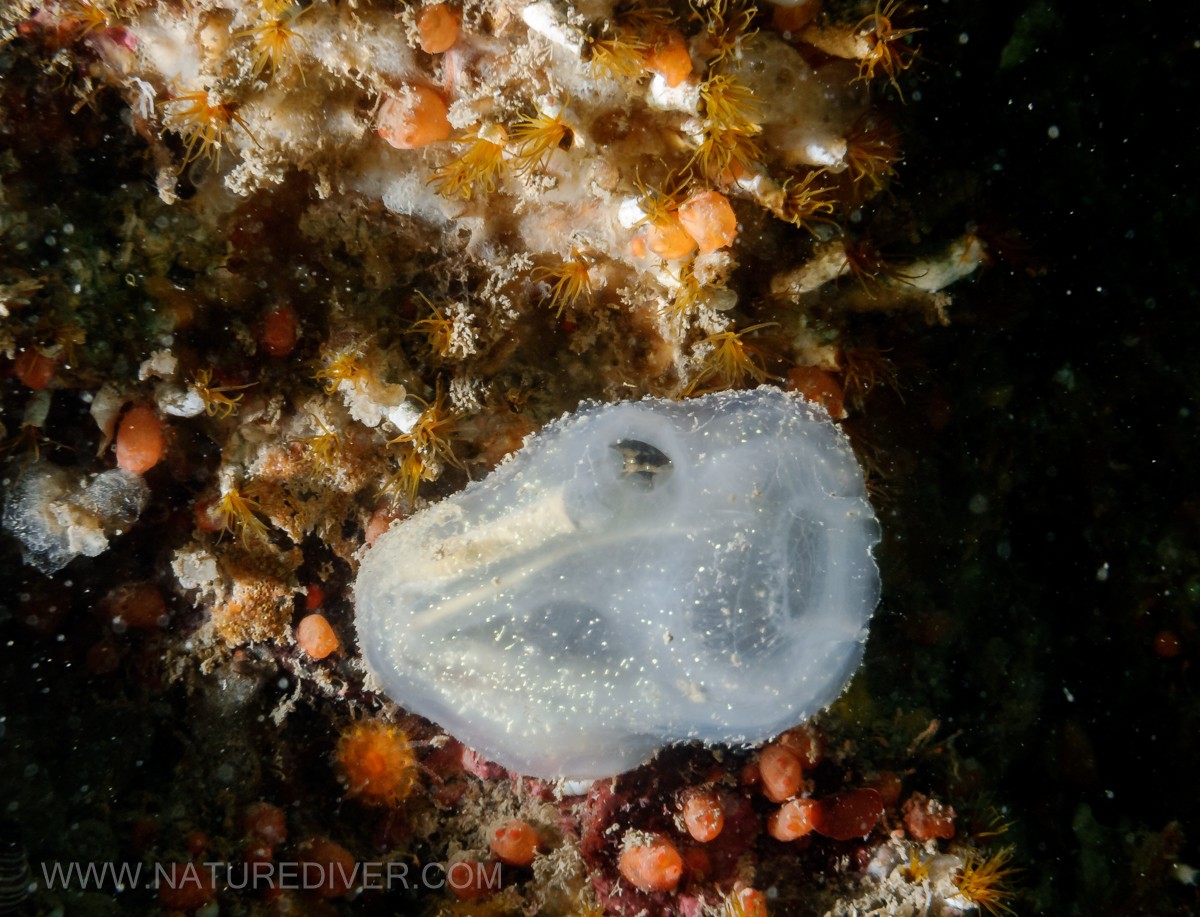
[610,439,673,491]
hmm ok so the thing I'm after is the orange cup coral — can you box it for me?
[334,721,417,805]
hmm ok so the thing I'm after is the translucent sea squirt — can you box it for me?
[354,388,880,779]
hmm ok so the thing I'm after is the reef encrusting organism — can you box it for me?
[334,719,418,806]
[355,388,881,779]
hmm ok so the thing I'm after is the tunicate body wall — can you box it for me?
[355,388,880,779]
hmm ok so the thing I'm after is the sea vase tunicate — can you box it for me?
[354,387,880,779]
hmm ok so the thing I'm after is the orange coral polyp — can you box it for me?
[164,89,253,167]
[335,721,417,805]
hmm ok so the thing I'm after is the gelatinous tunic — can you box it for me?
[355,388,880,779]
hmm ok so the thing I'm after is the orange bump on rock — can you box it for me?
[243,801,288,847]
[776,725,823,768]
[14,349,57,390]
[677,190,739,253]
[645,29,692,87]
[260,303,298,357]
[365,504,402,547]
[864,769,904,807]
[759,743,804,802]
[116,403,166,474]
[157,862,216,911]
[1153,629,1183,658]
[101,581,167,631]
[768,797,819,841]
[305,583,326,611]
[645,216,697,260]
[299,837,357,899]
[194,496,224,533]
[377,84,452,149]
[418,3,460,53]
[785,365,847,420]
[489,819,540,867]
[447,859,499,900]
[618,834,683,893]
[902,792,957,841]
[681,787,725,843]
[812,788,884,841]
[297,613,339,659]
[772,0,821,34]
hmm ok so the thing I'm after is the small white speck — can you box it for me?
[1096,562,1109,582]
[1048,125,1060,139]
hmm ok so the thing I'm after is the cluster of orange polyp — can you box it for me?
[18,0,937,392]
[3,0,962,651]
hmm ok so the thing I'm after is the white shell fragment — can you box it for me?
[354,388,881,779]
